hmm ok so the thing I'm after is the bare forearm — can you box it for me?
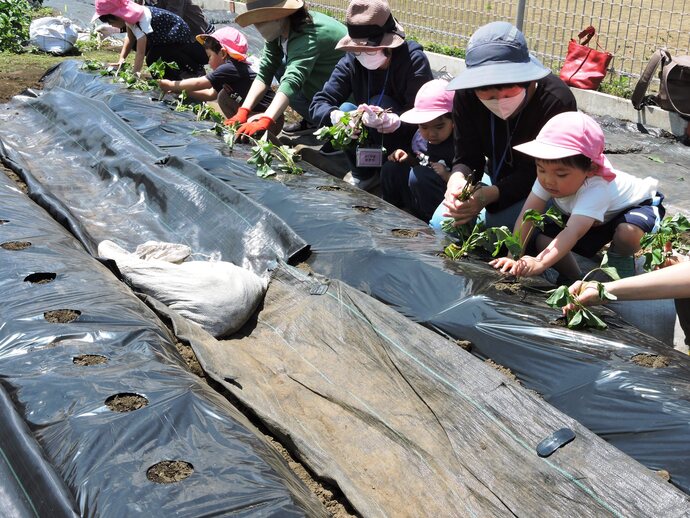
[240,80,269,111]
[607,262,690,300]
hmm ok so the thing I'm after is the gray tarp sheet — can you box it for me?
[0,173,325,516]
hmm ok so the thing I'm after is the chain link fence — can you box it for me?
[309,0,690,85]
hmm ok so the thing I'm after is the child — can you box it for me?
[95,0,207,79]
[490,111,664,279]
[380,79,455,222]
[158,27,278,125]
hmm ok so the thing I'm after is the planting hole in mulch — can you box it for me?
[73,354,108,366]
[1,240,31,250]
[550,316,567,327]
[317,185,342,191]
[631,353,671,368]
[0,219,8,224]
[493,280,522,295]
[44,309,81,323]
[147,460,194,483]
[24,272,56,284]
[105,393,148,412]
[353,205,376,213]
[391,229,420,238]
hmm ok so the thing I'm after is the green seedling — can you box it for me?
[146,58,178,80]
[174,90,190,111]
[487,207,565,259]
[443,222,488,259]
[313,109,369,150]
[639,213,690,271]
[192,102,224,123]
[246,132,303,178]
[81,59,103,71]
[545,253,620,330]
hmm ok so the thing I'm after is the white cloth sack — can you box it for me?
[30,17,79,55]
[99,240,267,338]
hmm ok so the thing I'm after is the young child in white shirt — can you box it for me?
[491,111,664,279]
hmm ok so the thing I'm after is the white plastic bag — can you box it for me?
[30,17,78,55]
[98,240,268,338]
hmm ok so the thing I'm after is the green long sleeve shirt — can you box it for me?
[256,11,347,100]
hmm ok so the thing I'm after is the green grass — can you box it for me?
[0,48,120,70]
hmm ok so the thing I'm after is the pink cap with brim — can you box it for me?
[513,111,616,181]
[94,0,144,25]
[196,27,248,62]
[400,79,454,124]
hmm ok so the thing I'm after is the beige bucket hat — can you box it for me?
[335,0,405,51]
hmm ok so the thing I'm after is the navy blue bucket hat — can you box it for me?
[447,21,550,90]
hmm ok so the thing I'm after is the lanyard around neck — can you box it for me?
[490,111,523,184]
[367,65,391,107]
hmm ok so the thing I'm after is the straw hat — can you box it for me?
[335,0,405,51]
[235,0,304,27]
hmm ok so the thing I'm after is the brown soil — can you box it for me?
[0,67,44,103]
[631,353,671,368]
[105,393,149,412]
[73,354,108,366]
[391,229,420,238]
[44,309,81,323]
[484,358,521,385]
[24,272,56,284]
[455,339,473,351]
[657,469,671,482]
[352,205,376,213]
[174,341,204,378]
[146,460,194,483]
[492,280,523,295]
[317,185,343,192]
[1,240,31,250]
[1,167,28,193]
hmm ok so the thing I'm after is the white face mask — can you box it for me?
[255,20,284,42]
[355,50,389,70]
[479,89,527,119]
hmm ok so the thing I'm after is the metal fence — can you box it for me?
[309,0,690,84]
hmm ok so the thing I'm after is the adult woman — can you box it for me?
[431,22,577,229]
[309,0,433,191]
[228,0,346,137]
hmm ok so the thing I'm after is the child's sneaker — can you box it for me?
[607,252,635,278]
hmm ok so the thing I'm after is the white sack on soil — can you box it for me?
[98,240,267,337]
[30,17,78,55]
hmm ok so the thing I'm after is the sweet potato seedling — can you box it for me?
[545,253,620,330]
[639,213,690,271]
[313,110,369,151]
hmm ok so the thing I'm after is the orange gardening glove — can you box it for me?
[225,107,250,126]
[236,116,274,137]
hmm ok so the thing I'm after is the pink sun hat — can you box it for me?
[93,0,144,24]
[196,27,249,62]
[513,111,616,181]
[399,79,455,124]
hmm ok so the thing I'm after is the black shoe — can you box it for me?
[319,141,342,156]
[282,119,316,136]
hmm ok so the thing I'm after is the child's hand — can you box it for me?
[490,257,518,274]
[490,256,544,277]
[388,149,408,162]
[430,161,451,182]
